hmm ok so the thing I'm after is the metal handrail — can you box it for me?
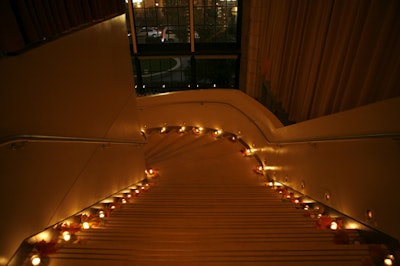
[273,132,400,145]
[0,134,148,148]
[137,99,400,145]
[2,100,398,148]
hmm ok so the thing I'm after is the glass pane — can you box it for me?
[196,58,237,88]
[135,57,191,95]
[194,0,238,43]
[133,0,190,45]
[129,1,241,96]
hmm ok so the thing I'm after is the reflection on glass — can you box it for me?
[135,57,191,95]
[194,0,238,43]
[196,58,237,88]
[131,0,238,45]
[128,1,241,95]
[133,0,190,44]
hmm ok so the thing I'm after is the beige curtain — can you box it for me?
[247,0,400,122]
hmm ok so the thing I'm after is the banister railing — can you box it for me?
[0,134,147,149]
[137,100,400,145]
[272,132,400,145]
[4,101,397,149]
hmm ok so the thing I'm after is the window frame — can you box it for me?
[127,0,242,94]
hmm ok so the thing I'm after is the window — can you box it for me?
[134,57,191,95]
[194,0,238,44]
[196,57,237,88]
[127,0,241,95]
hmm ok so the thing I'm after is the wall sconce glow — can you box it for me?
[366,209,373,220]
[82,222,90,230]
[330,221,338,230]
[160,126,167,133]
[63,231,71,241]
[31,255,41,265]
[325,192,331,201]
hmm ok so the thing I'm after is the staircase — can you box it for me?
[42,128,377,265]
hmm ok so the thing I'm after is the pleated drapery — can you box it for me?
[243,0,400,122]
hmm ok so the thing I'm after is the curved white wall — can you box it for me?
[0,16,145,264]
[137,90,400,241]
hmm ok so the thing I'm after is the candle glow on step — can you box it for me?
[62,231,71,241]
[31,255,41,265]
[82,222,90,230]
[330,221,338,230]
